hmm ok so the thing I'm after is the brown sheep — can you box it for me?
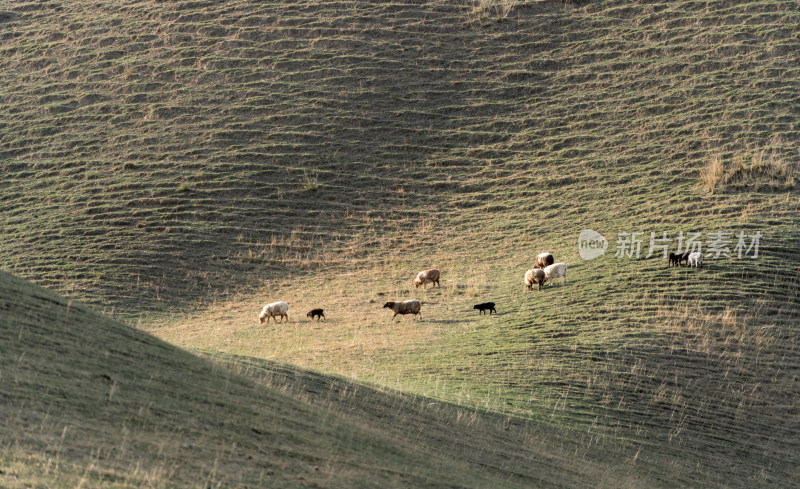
[534,252,555,269]
[383,300,422,321]
[524,268,546,291]
[413,269,440,289]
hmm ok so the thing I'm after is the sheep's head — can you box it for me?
[259,315,265,324]
[383,302,394,309]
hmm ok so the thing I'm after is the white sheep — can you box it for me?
[259,301,289,324]
[687,252,703,268]
[543,262,567,286]
[413,269,440,289]
[383,300,422,321]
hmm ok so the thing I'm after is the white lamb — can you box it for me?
[543,262,567,286]
[259,301,289,324]
[687,252,703,268]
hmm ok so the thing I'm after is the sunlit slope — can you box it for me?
[2,270,648,488]
[160,221,800,487]
[2,0,800,487]
[1,0,799,316]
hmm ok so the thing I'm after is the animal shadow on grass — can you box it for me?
[423,318,464,325]
[482,311,507,317]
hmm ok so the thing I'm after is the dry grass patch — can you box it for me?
[700,154,726,194]
[701,141,797,194]
[467,0,517,24]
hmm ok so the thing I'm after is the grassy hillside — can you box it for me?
[2,0,798,315]
[1,270,649,488]
[2,0,800,487]
[156,231,800,487]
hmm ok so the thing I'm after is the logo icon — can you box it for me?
[579,229,607,260]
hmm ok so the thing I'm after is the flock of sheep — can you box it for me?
[258,246,707,324]
[257,252,568,324]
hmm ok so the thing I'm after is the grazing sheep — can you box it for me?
[473,302,496,315]
[669,252,691,267]
[534,252,555,269]
[524,268,547,291]
[306,308,325,321]
[259,301,289,324]
[383,300,421,321]
[688,252,703,268]
[543,262,567,286]
[668,252,681,267]
[413,269,440,289]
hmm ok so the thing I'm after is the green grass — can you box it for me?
[2,269,644,488]
[152,227,800,486]
[2,0,800,486]
[2,0,799,317]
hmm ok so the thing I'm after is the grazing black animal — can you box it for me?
[668,252,690,267]
[473,302,496,315]
[306,308,325,321]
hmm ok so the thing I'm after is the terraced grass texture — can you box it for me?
[158,222,800,488]
[2,0,799,317]
[2,270,656,488]
[2,0,800,487]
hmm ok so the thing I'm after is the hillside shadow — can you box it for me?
[0,0,574,319]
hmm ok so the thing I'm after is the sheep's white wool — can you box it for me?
[414,269,440,288]
[543,263,567,286]
[384,299,422,320]
[259,301,289,323]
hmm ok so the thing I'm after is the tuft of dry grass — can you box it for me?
[701,141,797,194]
[700,154,726,194]
[467,0,516,24]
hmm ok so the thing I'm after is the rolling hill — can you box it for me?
[2,269,647,488]
[2,0,800,486]
[3,0,797,316]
